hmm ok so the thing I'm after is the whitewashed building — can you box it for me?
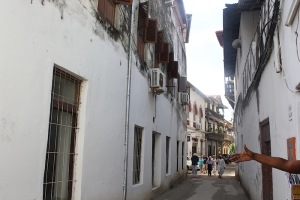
[186,81,209,158]
[222,0,300,199]
[0,0,191,199]
[205,95,230,157]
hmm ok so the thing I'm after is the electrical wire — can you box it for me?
[295,9,300,63]
[282,69,298,93]
[242,0,280,108]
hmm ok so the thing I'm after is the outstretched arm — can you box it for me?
[230,145,300,174]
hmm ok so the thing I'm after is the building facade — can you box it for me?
[222,0,300,199]
[223,119,235,154]
[205,95,232,158]
[0,0,191,199]
[186,84,234,159]
[186,82,209,158]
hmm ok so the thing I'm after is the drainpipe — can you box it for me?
[123,1,135,200]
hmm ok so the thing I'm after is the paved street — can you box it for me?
[154,163,250,200]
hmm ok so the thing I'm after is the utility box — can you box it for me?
[292,184,300,200]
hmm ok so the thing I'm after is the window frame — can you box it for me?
[137,1,149,59]
[133,126,143,185]
[166,136,170,174]
[43,67,81,200]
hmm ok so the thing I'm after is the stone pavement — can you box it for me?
[154,163,250,200]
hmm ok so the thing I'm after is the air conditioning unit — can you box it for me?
[180,92,189,105]
[150,68,166,94]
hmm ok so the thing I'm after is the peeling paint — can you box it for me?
[38,0,66,18]
[93,22,105,40]
[51,0,66,19]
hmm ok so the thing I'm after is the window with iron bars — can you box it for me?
[43,67,81,200]
[166,136,170,174]
[133,126,143,185]
[176,141,179,172]
[181,142,184,170]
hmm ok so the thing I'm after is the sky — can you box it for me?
[183,0,238,121]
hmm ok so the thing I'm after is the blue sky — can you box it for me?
[183,0,238,121]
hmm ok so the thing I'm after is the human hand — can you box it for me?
[230,145,254,163]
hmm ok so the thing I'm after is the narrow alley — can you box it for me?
[154,163,249,200]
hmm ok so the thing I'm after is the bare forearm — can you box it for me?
[253,153,285,169]
[253,153,300,173]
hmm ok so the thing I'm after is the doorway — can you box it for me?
[260,118,273,200]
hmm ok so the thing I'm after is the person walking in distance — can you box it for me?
[191,153,199,178]
[206,156,213,177]
[203,155,208,174]
[212,155,217,176]
[217,155,225,178]
[198,156,204,173]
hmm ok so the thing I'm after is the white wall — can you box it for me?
[0,0,187,200]
[235,2,300,199]
[1,1,129,199]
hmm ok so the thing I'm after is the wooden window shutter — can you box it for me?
[98,0,105,17]
[170,52,174,62]
[158,43,169,63]
[137,2,149,60]
[167,52,178,78]
[137,36,145,59]
[98,0,115,24]
[144,19,157,43]
[169,61,178,78]
[194,103,198,115]
[156,31,164,53]
[200,107,203,118]
[138,2,149,29]
[106,0,116,24]
[115,0,132,5]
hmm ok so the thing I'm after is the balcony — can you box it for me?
[205,132,224,142]
[206,108,224,120]
[224,134,234,142]
[225,78,235,109]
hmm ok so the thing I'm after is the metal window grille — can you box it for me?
[166,137,170,174]
[43,67,81,200]
[152,133,155,186]
[176,141,179,172]
[133,126,143,185]
[181,142,184,170]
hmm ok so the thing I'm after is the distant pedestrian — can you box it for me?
[217,155,225,178]
[206,156,213,176]
[198,156,204,173]
[191,153,199,178]
[212,155,217,176]
[203,155,208,174]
